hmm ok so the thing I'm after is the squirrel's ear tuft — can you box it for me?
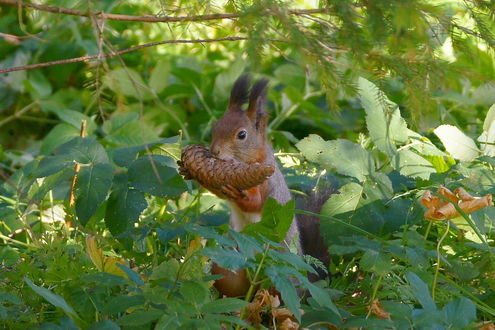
[247,79,268,129]
[228,75,250,111]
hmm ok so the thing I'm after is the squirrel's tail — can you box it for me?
[296,186,333,282]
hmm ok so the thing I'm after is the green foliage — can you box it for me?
[1,0,495,328]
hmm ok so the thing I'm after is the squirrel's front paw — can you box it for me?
[221,184,246,200]
[178,166,192,180]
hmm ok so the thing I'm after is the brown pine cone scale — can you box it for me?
[178,145,275,192]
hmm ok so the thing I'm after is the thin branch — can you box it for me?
[0,0,331,23]
[0,36,260,74]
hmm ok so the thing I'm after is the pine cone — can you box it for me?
[178,145,275,193]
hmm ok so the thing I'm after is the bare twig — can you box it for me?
[0,36,262,74]
[0,0,330,23]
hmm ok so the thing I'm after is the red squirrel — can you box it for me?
[198,75,329,295]
[208,75,300,247]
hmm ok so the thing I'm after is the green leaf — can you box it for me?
[105,174,147,236]
[201,247,248,270]
[89,320,120,330]
[104,67,152,100]
[405,272,436,310]
[27,70,52,98]
[296,134,374,182]
[442,297,476,327]
[434,125,479,161]
[242,198,295,242]
[75,163,113,225]
[150,61,170,93]
[116,264,144,286]
[117,309,163,326]
[102,295,145,315]
[358,77,408,156]
[53,109,96,135]
[265,266,301,321]
[112,136,180,167]
[360,250,391,275]
[391,149,436,179]
[128,155,187,198]
[201,298,250,314]
[40,123,80,155]
[24,277,78,318]
[321,182,363,216]
[180,281,209,305]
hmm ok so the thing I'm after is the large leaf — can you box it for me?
[242,198,295,242]
[103,67,152,100]
[297,134,374,182]
[75,163,113,225]
[113,136,180,167]
[105,174,147,236]
[358,77,408,156]
[405,272,436,310]
[442,297,476,327]
[128,155,187,198]
[321,182,363,216]
[391,149,436,180]
[434,125,479,161]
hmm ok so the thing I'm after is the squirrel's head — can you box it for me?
[211,75,269,164]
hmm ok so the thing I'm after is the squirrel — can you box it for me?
[187,75,329,295]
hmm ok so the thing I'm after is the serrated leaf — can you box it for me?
[391,149,436,179]
[434,125,479,161]
[179,281,209,305]
[105,174,147,236]
[360,250,391,274]
[405,272,436,310]
[75,163,113,225]
[201,298,249,314]
[296,134,374,182]
[321,182,363,216]
[358,77,408,156]
[128,155,187,198]
[112,136,180,167]
[442,297,476,327]
[265,266,301,321]
[201,247,248,270]
[242,198,295,242]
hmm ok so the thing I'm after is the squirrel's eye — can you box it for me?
[237,130,247,140]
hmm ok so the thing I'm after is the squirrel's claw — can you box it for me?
[221,184,246,200]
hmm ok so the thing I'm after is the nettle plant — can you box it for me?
[1,78,495,328]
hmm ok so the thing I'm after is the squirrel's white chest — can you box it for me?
[227,201,261,232]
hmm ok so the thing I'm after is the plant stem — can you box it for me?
[236,244,270,330]
[432,220,450,301]
[366,273,384,318]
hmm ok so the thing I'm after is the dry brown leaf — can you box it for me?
[454,187,474,201]
[178,145,274,197]
[368,299,391,320]
[477,321,495,330]
[279,317,300,330]
[422,186,493,221]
